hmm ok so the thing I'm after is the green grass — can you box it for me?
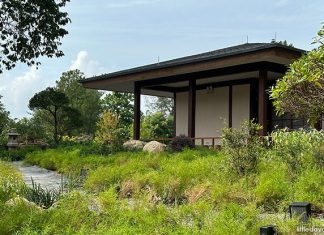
[0,130,323,234]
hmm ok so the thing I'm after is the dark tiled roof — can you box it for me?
[80,43,304,83]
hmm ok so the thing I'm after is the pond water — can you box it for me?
[12,161,63,190]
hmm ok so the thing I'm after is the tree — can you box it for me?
[271,39,294,47]
[102,92,134,134]
[141,112,173,140]
[0,0,70,73]
[270,23,324,127]
[29,87,81,143]
[0,95,9,133]
[146,96,174,116]
[94,111,118,144]
[0,95,10,144]
[56,70,102,135]
[14,116,48,143]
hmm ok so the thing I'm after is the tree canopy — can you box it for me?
[103,92,134,129]
[146,96,173,116]
[56,70,102,135]
[0,95,10,142]
[270,23,324,126]
[0,0,70,72]
[29,87,81,143]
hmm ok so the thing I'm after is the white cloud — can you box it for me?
[106,0,160,9]
[0,67,50,119]
[70,51,105,77]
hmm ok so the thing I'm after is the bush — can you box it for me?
[222,120,263,176]
[314,143,324,168]
[0,146,41,161]
[271,129,324,172]
[20,179,61,209]
[169,135,194,152]
[0,161,24,202]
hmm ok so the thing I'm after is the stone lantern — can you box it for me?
[7,128,20,150]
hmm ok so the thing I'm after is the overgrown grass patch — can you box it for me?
[0,129,323,234]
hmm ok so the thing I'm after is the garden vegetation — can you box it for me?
[0,127,323,234]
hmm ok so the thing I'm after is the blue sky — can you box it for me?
[1,0,324,119]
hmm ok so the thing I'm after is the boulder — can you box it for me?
[143,141,166,153]
[6,196,42,210]
[123,140,146,151]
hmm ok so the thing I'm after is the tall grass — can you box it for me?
[0,129,322,234]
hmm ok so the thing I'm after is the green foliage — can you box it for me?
[20,179,61,209]
[1,129,323,234]
[29,87,82,143]
[94,111,118,144]
[0,95,10,142]
[56,70,102,135]
[169,135,194,152]
[0,146,41,161]
[0,0,70,73]
[293,168,324,209]
[255,161,291,211]
[0,161,24,202]
[270,129,324,172]
[13,117,48,143]
[141,112,173,140]
[102,92,134,137]
[270,24,324,126]
[222,120,263,176]
[146,96,174,116]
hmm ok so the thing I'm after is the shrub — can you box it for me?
[222,120,263,176]
[0,161,24,202]
[169,135,194,152]
[20,179,61,209]
[314,143,324,168]
[271,129,324,172]
[0,146,41,161]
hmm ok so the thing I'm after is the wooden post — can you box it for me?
[188,79,196,138]
[315,120,322,131]
[258,70,268,135]
[229,85,233,128]
[133,82,141,140]
[173,92,177,137]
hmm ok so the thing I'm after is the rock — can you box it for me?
[143,141,166,153]
[6,196,42,210]
[123,140,146,151]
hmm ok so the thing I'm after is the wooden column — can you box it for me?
[315,120,322,131]
[228,85,233,128]
[188,79,196,138]
[133,82,141,140]
[258,70,268,135]
[173,92,177,137]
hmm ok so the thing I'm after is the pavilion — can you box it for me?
[80,43,316,145]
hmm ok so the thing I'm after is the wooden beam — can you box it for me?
[147,78,256,93]
[139,62,286,87]
[258,70,268,135]
[188,79,196,138]
[229,85,232,128]
[133,82,141,140]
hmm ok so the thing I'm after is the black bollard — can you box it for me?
[260,225,277,235]
[289,202,311,222]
